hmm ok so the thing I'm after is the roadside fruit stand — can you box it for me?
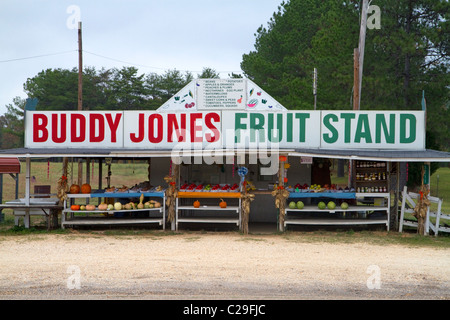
[0,78,449,233]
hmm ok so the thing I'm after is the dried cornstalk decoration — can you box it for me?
[272,185,290,229]
[413,166,431,235]
[56,158,70,205]
[56,175,68,204]
[164,164,179,223]
[240,190,255,235]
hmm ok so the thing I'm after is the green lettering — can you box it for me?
[322,114,338,144]
[400,114,416,143]
[295,113,310,142]
[286,113,293,142]
[354,114,372,143]
[340,113,356,143]
[375,114,395,144]
[234,113,247,143]
[250,113,265,142]
[268,113,283,142]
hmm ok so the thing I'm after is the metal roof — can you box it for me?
[0,147,449,162]
[289,148,450,162]
[0,157,21,173]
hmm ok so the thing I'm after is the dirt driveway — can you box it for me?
[0,231,449,300]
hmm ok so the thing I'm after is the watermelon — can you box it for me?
[289,201,296,209]
[327,201,336,209]
[341,202,349,210]
[296,201,304,209]
[318,201,326,209]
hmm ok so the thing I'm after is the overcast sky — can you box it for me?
[0,0,283,115]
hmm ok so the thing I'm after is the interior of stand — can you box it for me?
[0,154,406,232]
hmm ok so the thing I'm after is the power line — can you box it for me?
[0,50,76,63]
[0,49,244,75]
[84,50,243,74]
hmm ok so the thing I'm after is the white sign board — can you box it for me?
[25,110,426,151]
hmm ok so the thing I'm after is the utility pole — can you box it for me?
[356,0,369,109]
[353,48,360,110]
[77,21,83,111]
[313,68,318,110]
[77,21,83,186]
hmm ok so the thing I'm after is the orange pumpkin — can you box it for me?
[81,183,91,194]
[193,200,200,208]
[71,204,80,211]
[219,199,227,208]
[70,184,80,194]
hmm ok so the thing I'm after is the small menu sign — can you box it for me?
[197,79,246,110]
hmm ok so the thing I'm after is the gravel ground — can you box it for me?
[0,231,449,300]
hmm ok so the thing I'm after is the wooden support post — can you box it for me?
[98,158,102,204]
[77,159,83,186]
[85,158,90,204]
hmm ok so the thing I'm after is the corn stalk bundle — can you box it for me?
[164,164,179,223]
[56,175,68,204]
[240,192,255,234]
[272,186,290,228]
[413,184,431,235]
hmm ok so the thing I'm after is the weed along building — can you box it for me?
[0,78,449,233]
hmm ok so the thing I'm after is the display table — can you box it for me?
[175,191,241,231]
[62,191,166,229]
[284,192,390,230]
[0,198,62,229]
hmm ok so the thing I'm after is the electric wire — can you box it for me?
[0,49,243,75]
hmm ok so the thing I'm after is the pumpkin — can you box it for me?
[70,184,80,194]
[98,203,108,210]
[193,200,200,208]
[86,204,96,211]
[219,199,227,208]
[81,183,91,194]
[71,204,80,211]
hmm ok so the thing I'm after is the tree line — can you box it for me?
[1,0,448,154]
[0,66,237,148]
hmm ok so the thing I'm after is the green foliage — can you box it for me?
[0,96,26,148]
[407,130,442,188]
[241,0,449,149]
[20,66,218,112]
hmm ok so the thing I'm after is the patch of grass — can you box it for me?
[430,166,450,214]
[0,225,70,236]
[184,236,201,242]
[236,237,267,242]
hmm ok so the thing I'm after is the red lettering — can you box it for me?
[70,114,86,142]
[130,113,144,142]
[167,113,186,142]
[205,113,220,143]
[89,113,104,142]
[51,114,66,143]
[190,113,203,143]
[33,114,48,142]
[105,113,122,143]
[148,114,163,143]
